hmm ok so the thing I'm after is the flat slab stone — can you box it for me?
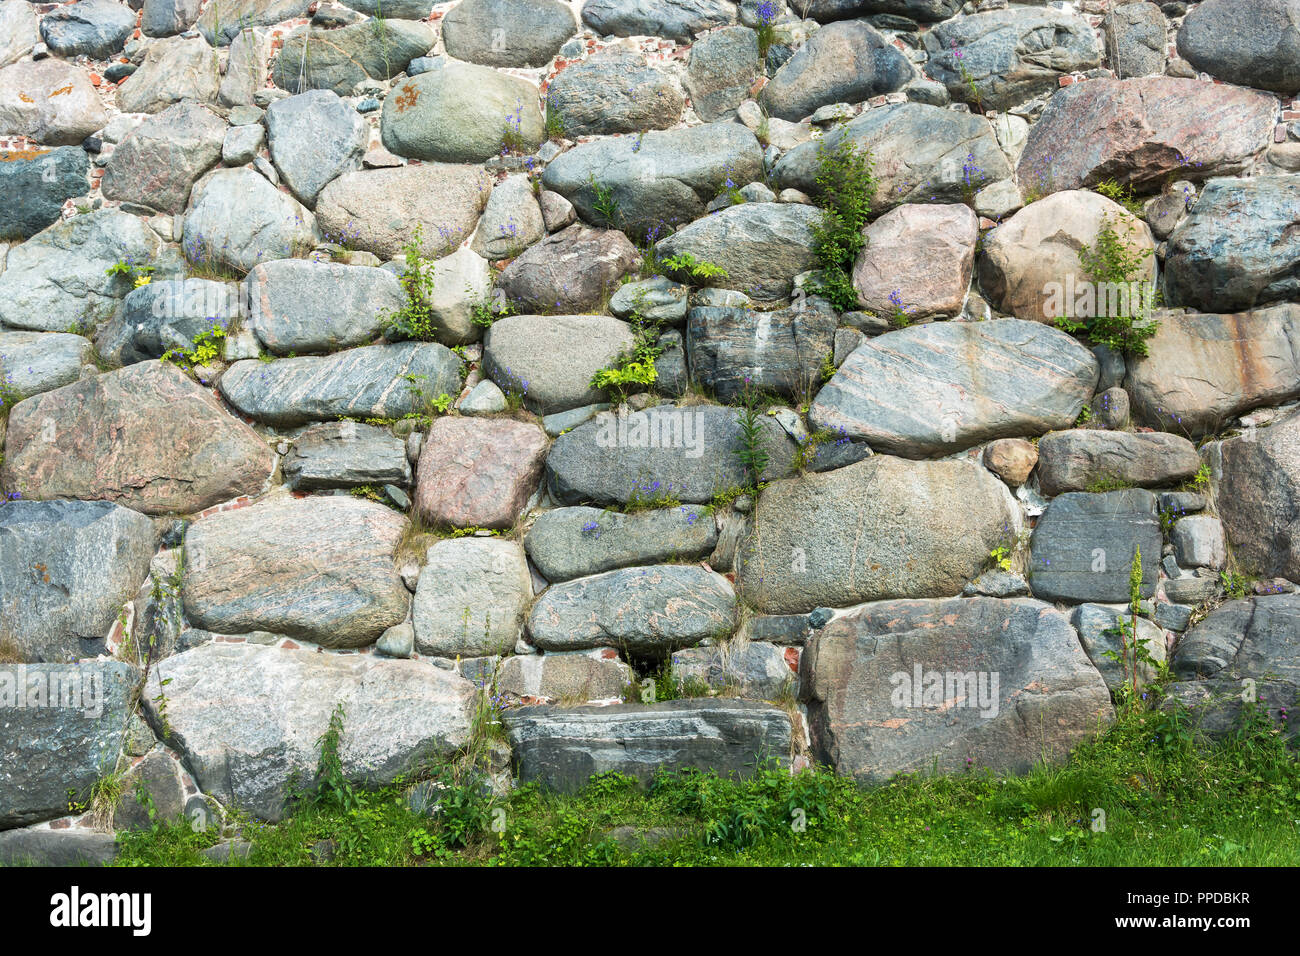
[524,504,717,582]
[1028,489,1162,604]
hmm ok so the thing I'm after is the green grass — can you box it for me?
[112,705,1299,867]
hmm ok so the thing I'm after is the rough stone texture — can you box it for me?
[685,25,760,122]
[672,641,799,699]
[1,362,274,516]
[441,0,577,67]
[0,146,90,241]
[381,61,543,164]
[923,7,1099,112]
[182,168,315,275]
[1161,678,1298,746]
[978,190,1156,324]
[1069,602,1167,692]
[655,202,820,302]
[94,279,240,366]
[219,342,461,427]
[471,174,545,260]
[117,36,220,114]
[0,59,108,145]
[1125,306,1300,434]
[1215,406,1300,582]
[497,224,640,314]
[528,564,736,653]
[1172,593,1300,684]
[1028,489,1162,604]
[183,495,409,646]
[39,0,135,58]
[0,331,94,399]
[686,298,838,403]
[1164,176,1300,314]
[1171,514,1226,570]
[199,0,313,44]
[218,26,268,107]
[1035,429,1202,497]
[803,598,1113,783]
[525,504,718,583]
[0,208,174,333]
[547,47,684,136]
[810,319,1098,458]
[282,421,411,490]
[113,751,187,831]
[244,258,405,354]
[412,537,532,657]
[1177,0,1300,95]
[0,501,156,662]
[497,650,632,703]
[546,404,798,507]
[1103,1,1167,79]
[761,19,911,121]
[983,437,1038,487]
[316,164,492,261]
[0,828,118,866]
[101,104,226,215]
[1017,78,1275,196]
[144,643,474,820]
[270,20,435,95]
[483,313,635,415]
[143,0,204,37]
[0,661,139,828]
[580,0,737,42]
[0,1,38,70]
[414,246,492,345]
[265,90,368,207]
[772,103,1012,214]
[540,122,764,237]
[736,456,1020,615]
[852,203,978,319]
[413,416,548,529]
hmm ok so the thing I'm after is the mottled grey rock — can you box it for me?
[113,751,187,831]
[142,0,203,37]
[222,122,265,165]
[1028,489,1162,604]
[412,537,532,657]
[497,224,640,314]
[497,649,631,702]
[271,20,435,95]
[282,421,411,490]
[1069,603,1167,692]
[671,640,798,699]
[470,174,545,260]
[417,245,493,344]
[442,0,576,67]
[376,620,415,658]
[685,25,759,122]
[458,378,507,415]
[1215,406,1300,581]
[810,319,1098,458]
[1177,0,1300,95]
[802,0,960,23]
[1103,1,1167,79]
[117,36,220,114]
[763,19,910,121]
[547,47,684,136]
[804,597,1113,783]
[0,147,89,241]
[609,276,688,324]
[0,1,38,70]
[219,342,462,427]
[102,104,225,215]
[1172,593,1300,683]
[962,570,1030,598]
[39,0,135,58]
[218,26,268,107]
[483,313,635,414]
[0,59,107,146]
[1161,678,1298,746]
[1170,514,1226,570]
[182,168,315,275]
[245,258,404,354]
[95,279,240,366]
[143,642,473,819]
[580,0,737,41]
[1035,430,1202,497]
[199,0,313,44]
[0,331,94,399]
[525,504,717,582]
[0,501,156,662]
[0,828,118,866]
[265,90,367,207]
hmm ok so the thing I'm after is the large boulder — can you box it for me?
[0,147,90,241]
[1,362,275,515]
[771,103,1012,213]
[524,504,717,583]
[496,224,640,314]
[1171,592,1300,682]
[270,20,435,95]
[0,828,118,866]
[0,661,139,828]
[1018,77,1275,196]
[441,0,576,67]
[181,167,316,275]
[0,59,107,145]
[0,500,157,662]
[736,456,1020,614]
[470,173,546,260]
[411,537,532,657]
[683,24,759,122]
[1125,306,1300,434]
[143,643,475,820]
[412,416,548,529]
[199,0,313,44]
[504,699,791,792]
[265,90,368,208]
[978,190,1156,324]
[483,313,635,415]
[0,331,94,399]
[923,7,1099,112]
[809,319,1098,457]
[183,495,409,646]
[1035,430,1202,497]
[547,47,684,136]
[545,404,798,506]
[1214,406,1300,582]
[580,0,736,41]
[116,36,220,113]
[1163,175,1300,313]
[803,597,1114,783]
[143,0,204,37]
[0,209,173,333]
[101,104,226,216]
[219,342,461,427]
[316,164,492,260]
[540,122,764,237]
[760,19,911,121]
[382,61,543,164]
[244,259,405,354]
[1160,678,1298,746]
[852,203,978,319]
[496,650,632,703]
[1028,489,1162,604]
[655,202,820,302]
[1177,0,1300,95]
[801,0,961,24]
[38,0,135,58]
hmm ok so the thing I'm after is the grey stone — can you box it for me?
[1103,1,1167,79]
[117,36,220,114]
[113,751,187,831]
[142,0,203,36]
[39,0,135,58]
[265,90,367,207]
[0,1,38,70]
[1154,602,1194,632]
[102,104,226,215]
[497,224,640,315]
[282,421,411,490]
[1035,429,1202,497]
[0,828,118,866]
[609,276,688,324]
[1170,514,1226,570]
[1215,405,1300,581]
[1028,489,1162,604]
[580,0,737,41]
[1161,678,1298,746]
[763,19,911,121]
[199,0,313,44]
[542,403,609,437]
[685,25,760,121]
[441,0,576,68]
[470,174,545,260]
[524,504,718,582]
[1069,603,1167,692]
[546,47,684,136]
[218,26,268,107]
[222,123,264,165]
[0,59,107,146]
[245,258,404,354]
[496,649,632,703]
[94,279,240,366]
[962,570,1030,598]
[458,379,506,415]
[182,168,315,275]
[0,331,94,399]
[1172,592,1300,683]
[376,620,415,658]
[1176,0,1300,95]
[671,640,798,699]
[271,20,435,95]
[483,313,635,415]
[412,537,532,657]
[0,147,89,241]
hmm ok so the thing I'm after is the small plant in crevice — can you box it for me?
[384,224,439,342]
[161,322,227,381]
[590,294,664,406]
[588,175,621,227]
[105,258,155,289]
[753,0,779,59]
[1054,215,1158,357]
[886,289,914,328]
[1093,178,1145,217]
[791,424,849,472]
[734,377,770,489]
[948,40,984,114]
[806,132,876,312]
[660,251,730,283]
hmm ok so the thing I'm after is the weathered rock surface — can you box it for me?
[1176,0,1300,95]
[271,20,434,95]
[412,537,532,657]
[413,416,548,529]
[483,313,635,415]
[1161,678,1298,746]
[2,362,274,515]
[0,147,89,241]
[1215,406,1300,582]
[525,504,717,583]
[0,1,38,71]
[1035,430,1202,497]
[0,59,107,145]
[265,90,368,207]
[803,597,1113,783]
[1069,602,1167,692]
[547,47,684,136]
[672,641,799,699]
[39,0,135,59]
[497,224,640,314]
[1103,1,1167,79]
[852,203,978,319]
[0,331,94,399]
[684,25,759,122]
[496,650,632,703]
[282,421,411,490]
[95,279,240,366]
[0,828,118,866]
[182,168,315,275]
[199,0,313,44]
[761,19,911,121]
[1172,593,1300,683]
[580,0,737,41]
[1028,489,1161,604]
[117,36,220,114]
[441,0,576,68]
[245,258,405,354]
[101,104,226,216]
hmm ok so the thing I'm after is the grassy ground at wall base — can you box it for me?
[113,706,1300,867]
